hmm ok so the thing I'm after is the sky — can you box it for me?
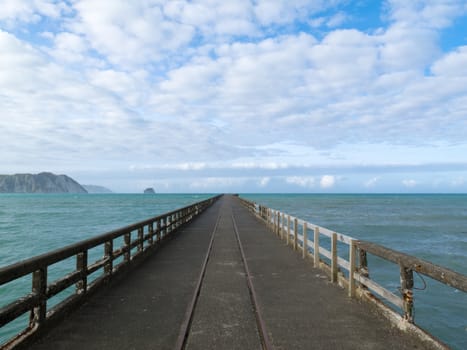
[1,0,467,193]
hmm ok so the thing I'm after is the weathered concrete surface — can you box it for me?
[28,199,222,350]
[231,197,429,350]
[28,195,435,349]
[185,198,260,349]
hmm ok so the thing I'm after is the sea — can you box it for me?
[0,193,466,349]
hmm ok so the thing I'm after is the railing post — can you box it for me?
[276,211,281,236]
[30,267,47,327]
[348,239,356,297]
[276,211,282,237]
[271,210,275,232]
[359,248,369,290]
[302,222,308,259]
[314,227,320,268]
[287,215,291,245]
[124,232,131,262]
[270,210,274,231]
[148,223,154,245]
[280,213,285,239]
[76,251,88,294]
[400,266,414,322]
[138,227,144,253]
[331,232,338,283]
[157,219,161,241]
[293,218,298,251]
[105,240,113,276]
[273,210,277,233]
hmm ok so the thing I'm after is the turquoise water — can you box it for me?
[0,194,466,349]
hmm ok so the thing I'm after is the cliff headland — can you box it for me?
[0,172,87,193]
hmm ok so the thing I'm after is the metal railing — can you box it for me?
[0,195,221,349]
[239,197,467,348]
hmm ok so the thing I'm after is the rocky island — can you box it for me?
[0,172,87,193]
[143,187,156,194]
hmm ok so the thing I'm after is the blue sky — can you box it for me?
[1,0,467,193]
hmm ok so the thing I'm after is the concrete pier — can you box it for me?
[26,195,430,349]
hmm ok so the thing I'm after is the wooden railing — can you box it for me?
[239,197,467,346]
[0,195,221,349]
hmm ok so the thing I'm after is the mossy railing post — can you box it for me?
[275,210,278,234]
[293,218,298,251]
[314,227,320,268]
[280,213,283,238]
[138,228,144,253]
[30,268,47,327]
[274,211,277,235]
[148,223,154,245]
[269,210,273,231]
[331,232,338,283]
[124,233,131,263]
[348,239,357,298]
[359,248,369,290]
[156,220,161,242]
[104,240,113,276]
[302,222,308,259]
[76,251,88,294]
[276,211,282,236]
[401,266,414,323]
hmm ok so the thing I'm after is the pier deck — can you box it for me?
[28,195,427,349]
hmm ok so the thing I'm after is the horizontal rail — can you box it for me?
[357,241,467,293]
[0,195,221,348]
[0,199,216,286]
[354,272,404,309]
[239,196,467,345]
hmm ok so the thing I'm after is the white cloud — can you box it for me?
[386,0,467,29]
[286,176,316,188]
[259,177,270,187]
[431,46,467,76]
[231,162,290,170]
[68,0,195,66]
[320,175,336,189]
[253,0,345,26]
[451,177,465,187]
[189,177,246,189]
[378,24,439,72]
[2,1,467,192]
[365,177,380,188]
[402,179,417,188]
[0,0,68,24]
[326,12,347,27]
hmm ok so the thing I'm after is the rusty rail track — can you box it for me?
[231,213,273,350]
[174,210,273,350]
